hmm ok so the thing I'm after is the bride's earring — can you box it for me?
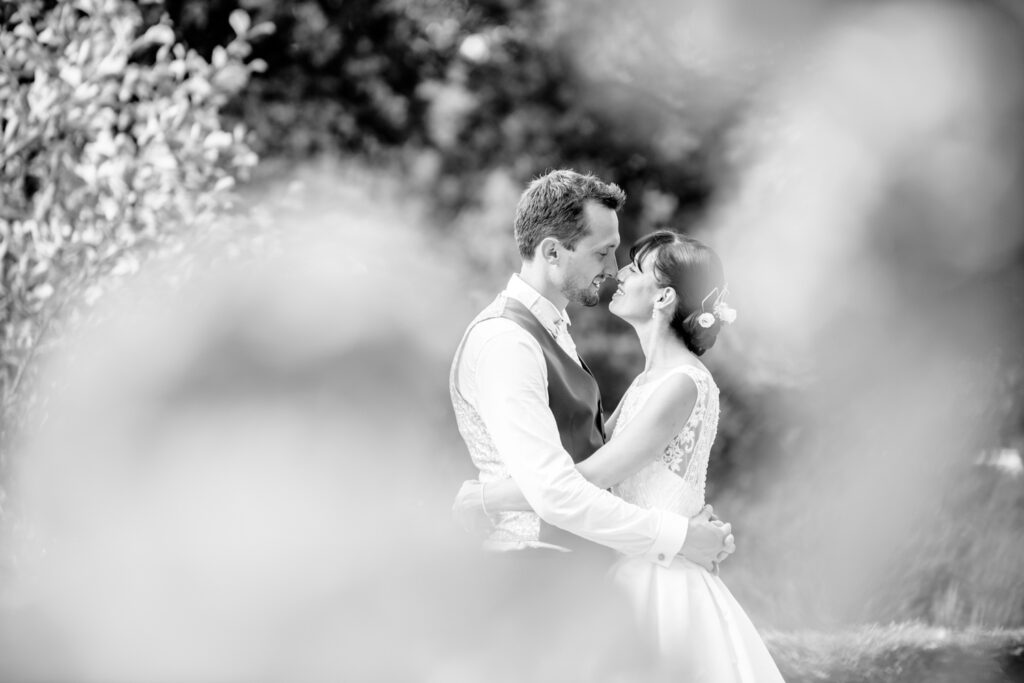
[644,302,664,379]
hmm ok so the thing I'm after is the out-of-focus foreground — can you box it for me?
[2,0,1023,680]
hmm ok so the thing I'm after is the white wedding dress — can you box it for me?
[608,365,785,682]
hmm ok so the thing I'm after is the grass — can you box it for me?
[765,622,1024,683]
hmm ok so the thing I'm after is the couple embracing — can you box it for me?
[450,170,784,681]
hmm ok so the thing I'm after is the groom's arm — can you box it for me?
[470,328,687,567]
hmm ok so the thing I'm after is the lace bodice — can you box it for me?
[611,365,720,518]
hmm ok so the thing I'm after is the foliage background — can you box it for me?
[2,0,1024,656]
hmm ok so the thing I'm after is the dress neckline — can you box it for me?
[631,363,710,391]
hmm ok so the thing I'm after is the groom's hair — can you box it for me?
[513,170,626,260]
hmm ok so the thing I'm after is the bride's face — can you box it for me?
[609,252,663,321]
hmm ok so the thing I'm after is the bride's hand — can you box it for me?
[680,505,735,572]
[452,480,495,536]
[704,505,737,567]
[705,505,730,532]
[711,528,736,575]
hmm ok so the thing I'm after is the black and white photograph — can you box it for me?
[1,1,1023,681]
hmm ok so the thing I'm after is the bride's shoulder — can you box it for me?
[637,370,701,429]
[631,362,712,403]
[636,366,701,402]
[657,363,718,399]
[655,362,712,382]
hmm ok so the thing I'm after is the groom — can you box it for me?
[450,169,733,570]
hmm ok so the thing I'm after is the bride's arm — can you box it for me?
[603,396,626,438]
[483,374,698,512]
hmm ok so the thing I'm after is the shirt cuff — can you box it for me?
[643,511,689,568]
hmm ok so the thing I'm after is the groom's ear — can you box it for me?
[539,237,560,264]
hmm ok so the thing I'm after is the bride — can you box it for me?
[467,230,784,681]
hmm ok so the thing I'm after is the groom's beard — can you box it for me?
[564,277,606,307]
[565,285,600,307]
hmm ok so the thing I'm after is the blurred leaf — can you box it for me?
[212,63,248,93]
[0,0,260,459]
[134,23,175,49]
[248,22,275,40]
[228,9,251,37]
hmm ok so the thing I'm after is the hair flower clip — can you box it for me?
[697,285,738,328]
[714,302,737,325]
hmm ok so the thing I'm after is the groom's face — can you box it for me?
[560,202,620,307]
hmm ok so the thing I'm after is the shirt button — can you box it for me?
[657,553,666,561]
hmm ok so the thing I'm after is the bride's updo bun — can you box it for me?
[629,230,727,357]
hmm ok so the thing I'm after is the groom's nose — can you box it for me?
[601,252,618,277]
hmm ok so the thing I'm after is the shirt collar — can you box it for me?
[505,274,571,336]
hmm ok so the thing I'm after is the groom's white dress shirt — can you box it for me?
[453,274,688,566]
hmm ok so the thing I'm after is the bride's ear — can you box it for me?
[654,287,677,313]
[539,237,560,264]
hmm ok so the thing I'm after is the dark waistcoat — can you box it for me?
[500,298,609,554]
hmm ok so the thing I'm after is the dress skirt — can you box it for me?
[608,556,785,682]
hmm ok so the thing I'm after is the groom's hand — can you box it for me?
[679,505,735,572]
[452,480,494,536]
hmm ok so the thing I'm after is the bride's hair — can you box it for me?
[629,230,727,356]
